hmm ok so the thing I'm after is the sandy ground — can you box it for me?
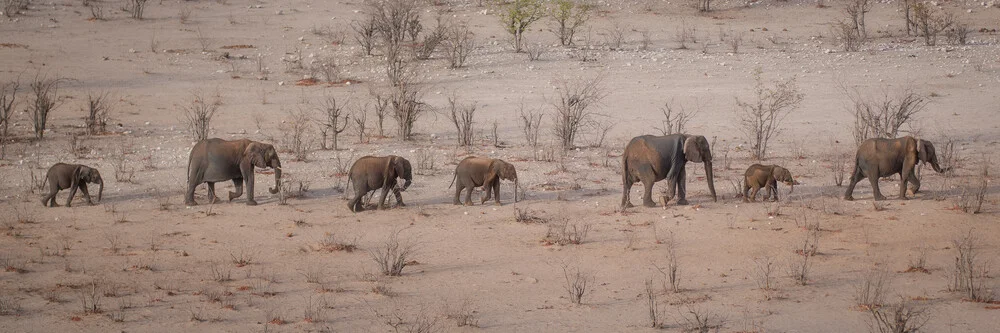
[1,0,999,332]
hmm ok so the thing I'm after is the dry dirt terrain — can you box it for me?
[1,0,999,332]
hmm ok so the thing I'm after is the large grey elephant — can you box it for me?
[41,163,104,207]
[347,155,412,212]
[844,136,947,201]
[185,138,282,206]
[621,134,717,208]
[448,156,519,206]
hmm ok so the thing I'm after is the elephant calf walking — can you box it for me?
[743,164,796,202]
[844,136,947,201]
[347,155,412,212]
[41,163,104,207]
[449,157,518,206]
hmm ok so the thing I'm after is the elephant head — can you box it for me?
[916,139,947,173]
[385,156,413,191]
[772,166,797,194]
[246,142,282,194]
[683,135,717,202]
[487,159,519,202]
[77,165,103,203]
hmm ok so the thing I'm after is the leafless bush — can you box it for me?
[85,91,112,135]
[229,243,257,267]
[125,0,149,20]
[524,42,545,61]
[353,105,369,143]
[302,296,323,323]
[498,0,545,52]
[370,229,416,276]
[844,87,927,146]
[675,21,696,49]
[855,266,890,310]
[678,306,725,333]
[867,298,928,333]
[727,32,744,54]
[3,0,25,18]
[551,75,606,149]
[28,74,64,139]
[208,261,233,282]
[735,70,804,160]
[789,224,820,285]
[317,232,358,252]
[551,0,591,46]
[0,296,21,316]
[368,0,421,85]
[389,79,427,140]
[372,306,439,333]
[281,108,313,161]
[89,2,105,20]
[589,118,615,148]
[519,103,543,149]
[832,151,849,186]
[353,15,378,56]
[604,22,628,50]
[639,29,652,51]
[0,79,17,159]
[178,6,192,23]
[447,94,477,146]
[444,22,475,68]
[645,279,664,328]
[656,231,681,293]
[513,207,545,223]
[946,23,970,45]
[562,265,592,304]
[110,141,136,183]
[912,2,954,46]
[446,300,479,327]
[956,160,987,214]
[950,230,993,302]
[697,0,711,11]
[834,19,863,52]
[415,17,448,60]
[317,96,349,150]
[845,0,872,42]
[656,99,698,135]
[369,87,390,137]
[79,279,104,314]
[195,28,211,52]
[181,92,220,141]
[751,256,776,292]
[936,136,959,177]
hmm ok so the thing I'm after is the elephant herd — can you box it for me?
[40,135,947,211]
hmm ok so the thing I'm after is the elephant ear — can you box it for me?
[393,157,407,179]
[72,165,85,184]
[485,160,498,183]
[684,135,706,163]
[916,139,929,163]
[383,156,397,180]
[774,166,789,181]
[244,142,266,168]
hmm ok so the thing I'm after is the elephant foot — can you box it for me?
[642,201,656,208]
[873,195,887,201]
[453,201,462,205]
[494,201,502,206]
[464,202,473,207]
[246,199,258,206]
[228,191,240,202]
[743,198,750,203]
[185,200,198,206]
[843,196,854,201]
[676,198,689,205]
[397,202,406,207]
[623,202,635,208]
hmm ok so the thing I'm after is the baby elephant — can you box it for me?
[743,164,797,202]
[41,163,104,207]
[449,156,518,206]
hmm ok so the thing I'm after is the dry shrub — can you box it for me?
[370,229,416,276]
[415,148,435,175]
[317,232,358,252]
[369,86,390,137]
[832,150,849,186]
[645,279,664,328]
[912,2,954,46]
[513,207,545,223]
[79,279,103,314]
[414,17,448,60]
[542,219,590,245]
[85,91,113,135]
[445,300,479,327]
[524,42,545,61]
[316,96,349,150]
[447,94,477,146]
[352,15,378,56]
[389,78,427,140]
[855,266,890,310]
[182,92,220,141]
[550,0,592,46]
[0,79,17,159]
[110,141,136,183]
[444,22,475,68]
[844,0,873,41]
[657,99,698,135]
[751,256,776,293]
[790,222,820,285]
[28,74,65,139]
[945,23,970,45]
[551,75,606,150]
[280,108,313,161]
[604,21,628,50]
[867,298,928,333]
[562,265,592,304]
[950,230,993,302]
[735,70,804,160]
[678,305,725,333]
[0,296,21,316]
[844,87,926,146]
[125,0,149,20]
[956,159,988,214]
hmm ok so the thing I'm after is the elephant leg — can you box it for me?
[377,187,390,210]
[464,186,474,206]
[907,171,921,195]
[749,186,760,202]
[868,171,886,201]
[675,168,689,206]
[43,182,59,207]
[843,167,865,201]
[621,176,635,209]
[742,182,751,203]
[79,183,94,205]
[493,182,502,205]
[769,183,779,202]
[207,182,221,204]
[454,184,464,205]
[898,166,915,199]
[348,186,365,212]
[642,179,657,207]
[66,184,78,207]
[393,187,405,207]
[229,178,244,202]
[185,182,198,206]
[244,176,257,206]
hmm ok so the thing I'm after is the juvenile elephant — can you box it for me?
[743,164,797,202]
[622,134,717,209]
[186,138,282,206]
[41,163,104,207]
[347,155,412,212]
[448,156,519,206]
[844,136,947,201]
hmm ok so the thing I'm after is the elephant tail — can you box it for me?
[448,172,457,189]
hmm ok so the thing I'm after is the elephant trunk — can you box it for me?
[929,158,946,174]
[269,166,282,194]
[96,179,104,203]
[514,178,519,203]
[400,178,412,191]
[704,161,717,202]
[788,181,794,195]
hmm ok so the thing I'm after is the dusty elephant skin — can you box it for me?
[41,163,104,207]
[844,136,948,201]
[185,138,282,206]
[743,164,797,202]
[347,155,412,212]
[621,134,717,209]
[449,156,519,206]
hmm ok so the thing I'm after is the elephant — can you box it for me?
[844,136,947,201]
[448,156,519,206]
[621,134,717,209]
[346,155,412,212]
[742,164,797,202]
[41,163,104,207]
[185,138,282,206]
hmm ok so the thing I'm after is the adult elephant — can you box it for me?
[621,134,717,209]
[844,136,947,201]
[448,156,519,206]
[185,138,282,206]
[347,155,412,212]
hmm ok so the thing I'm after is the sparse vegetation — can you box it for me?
[0,79,17,158]
[734,70,804,160]
[956,159,988,214]
[562,265,591,304]
[447,94,477,146]
[867,298,928,333]
[317,96,350,150]
[353,15,378,56]
[317,232,358,252]
[950,230,993,302]
[28,74,64,140]
[855,266,890,310]
[182,92,221,141]
[444,22,475,68]
[84,91,112,135]
[389,78,427,141]
[911,2,954,46]
[844,87,926,146]
[498,0,546,53]
[656,99,698,135]
[370,229,416,276]
[126,0,149,20]
[281,108,313,161]
[551,75,606,150]
[550,0,591,46]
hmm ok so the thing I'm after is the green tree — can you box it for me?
[550,0,591,46]
[498,0,545,53]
